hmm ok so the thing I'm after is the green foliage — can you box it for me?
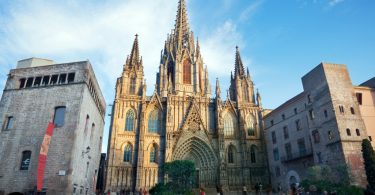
[149,160,195,195]
[301,165,362,194]
[362,139,375,190]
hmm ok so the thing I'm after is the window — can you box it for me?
[283,126,289,139]
[123,144,132,162]
[271,120,274,126]
[294,108,298,115]
[42,76,50,86]
[150,145,157,163]
[339,106,345,114]
[148,110,159,133]
[224,114,235,137]
[328,131,333,140]
[282,114,285,120]
[317,152,322,163]
[183,59,191,84]
[350,107,355,115]
[356,93,363,105]
[307,94,312,103]
[356,129,360,136]
[309,109,315,120]
[53,107,66,127]
[246,114,255,136]
[33,77,42,87]
[250,145,257,163]
[50,75,58,85]
[67,73,75,83]
[312,130,320,143]
[228,146,234,164]
[346,128,351,136]
[369,136,373,142]
[324,110,328,118]
[85,162,89,178]
[285,143,292,160]
[19,78,26,88]
[295,120,301,131]
[243,87,249,101]
[273,148,279,161]
[275,166,281,177]
[125,110,135,131]
[20,150,31,170]
[58,74,67,84]
[298,138,306,156]
[129,77,136,95]
[84,115,90,134]
[90,123,95,140]
[4,116,14,130]
[25,78,33,88]
[272,131,277,144]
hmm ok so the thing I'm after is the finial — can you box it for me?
[135,34,138,37]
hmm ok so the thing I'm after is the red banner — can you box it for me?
[37,122,55,191]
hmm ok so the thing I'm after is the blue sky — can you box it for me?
[0,0,374,153]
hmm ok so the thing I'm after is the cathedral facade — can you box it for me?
[105,0,269,192]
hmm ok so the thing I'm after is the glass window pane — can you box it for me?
[54,107,66,127]
[20,151,31,170]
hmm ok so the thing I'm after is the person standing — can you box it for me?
[242,185,248,195]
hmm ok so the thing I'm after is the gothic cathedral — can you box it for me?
[105,0,269,192]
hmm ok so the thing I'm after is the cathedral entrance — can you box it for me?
[172,133,218,188]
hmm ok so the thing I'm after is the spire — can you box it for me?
[174,0,190,47]
[234,46,245,77]
[196,37,201,57]
[128,34,141,68]
[216,78,221,99]
[256,88,262,107]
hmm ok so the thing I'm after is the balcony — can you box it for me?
[280,147,313,163]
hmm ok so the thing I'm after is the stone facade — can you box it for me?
[264,63,368,191]
[354,78,375,148]
[0,59,106,194]
[105,0,269,193]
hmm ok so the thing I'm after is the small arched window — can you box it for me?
[90,123,95,140]
[150,145,158,163]
[125,110,135,131]
[224,113,235,137]
[148,110,159,133]
[53,106,66,127]
[243,86,249,101]
[123,144,132,162]
[356,129,360,136]
[20,150,32,170]
[247,114,256,136]
[228,146,235,164]
[346,128,351,136]
[130,77,136,95]
[250,145,257,163]
[183,59,191,84]
[84,115,90,134]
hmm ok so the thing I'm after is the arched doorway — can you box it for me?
[172,135,218,188]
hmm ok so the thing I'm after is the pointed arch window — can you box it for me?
[130,77,136,95]
[228,146,235,164]
[247,114,256,136]
[224,114,235,137]
[183,59,191,84]
[250,145,257,163]
[150,145,158,163]
[125,110,135,131]
[123,144,132,162]
[148,110,159,133]
[243,86,249,101]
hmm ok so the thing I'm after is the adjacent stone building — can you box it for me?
[354,77,375,148]
[105,0,269,192]
[264,63,369,191]
[0,58,106,194]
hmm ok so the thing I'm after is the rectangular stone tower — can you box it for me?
[0,58,106,194]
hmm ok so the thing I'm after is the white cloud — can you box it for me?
[328,0,344,7]
[239,0,264,22]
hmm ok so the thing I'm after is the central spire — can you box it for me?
[174,0,190,46]
[234,46,245,77]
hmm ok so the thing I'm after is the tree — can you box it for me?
[149,160,195,195]
[362,139,375,190]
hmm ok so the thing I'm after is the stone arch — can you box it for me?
[246,113,256,136]
[147,109,161,134]
[223,111,237,137]
[286,170,301,187]
[227,144,237,164]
